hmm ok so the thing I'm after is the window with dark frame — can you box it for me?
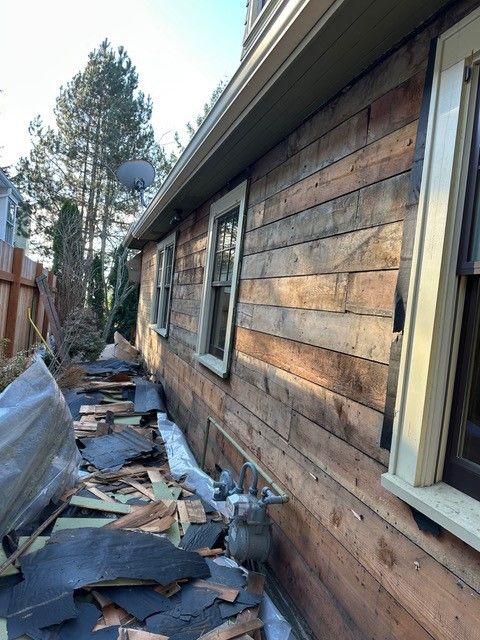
[444,78,480,501]
[152,235,175,336]
[207,207,239,360]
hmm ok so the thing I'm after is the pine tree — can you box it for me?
[52,199,85,321]
[88,254,105,327]
[16,39,174,270]
[104,246,138,341]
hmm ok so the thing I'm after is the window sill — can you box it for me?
[149,324,168,338]
[381,473,480,552]
[196,353,228,379]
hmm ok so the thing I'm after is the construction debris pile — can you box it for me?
[0,358,267,640]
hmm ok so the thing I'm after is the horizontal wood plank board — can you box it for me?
[236,302,393,363]
[241,221,403,279]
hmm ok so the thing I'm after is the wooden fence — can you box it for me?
[0,240,56,357]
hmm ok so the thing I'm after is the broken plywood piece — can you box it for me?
[69,496,131,514]
[137,515,176,533]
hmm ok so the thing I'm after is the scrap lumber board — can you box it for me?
[199,619,263,640]
[119,630,169,640]
[138,515,176,533]
[84,484,117,503]
[79,401,134,415]
[177,499,206,525]
[52,518,114,532]
[105,500,176,530]
[69,496,131,514]
[121,478,155,501]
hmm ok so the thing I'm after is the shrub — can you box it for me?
[62,308,105,362]
[0,339,30,392]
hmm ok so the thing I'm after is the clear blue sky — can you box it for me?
[0,0,246,168]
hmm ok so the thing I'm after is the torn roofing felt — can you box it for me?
[63,390,104,421]
[6,528,210,638]
[97,586,173,621]
[80,427,156,469]
[79,359,140,376]
[25,602,119,640]
[179,523,225,552]
[145,602,223,640]
[133,378,166,414]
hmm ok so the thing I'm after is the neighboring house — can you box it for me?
[125,1,480,638]
[0,169,22,247]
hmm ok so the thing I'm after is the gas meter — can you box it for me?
[214,462,288,564]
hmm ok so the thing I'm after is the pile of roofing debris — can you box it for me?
[0,356,285,640]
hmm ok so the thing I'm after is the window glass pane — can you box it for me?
[468,170,480,262]
[208,286,231,359]
[212,208,238,285]
[7,201,15,224]
[458,293,480,466]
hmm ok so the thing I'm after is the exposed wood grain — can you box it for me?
[239,273,347,312]
[346,270,397,316]
[245,191,358,248]
[259,122,416,226]
[241,221,403,279]
[235,327,388,411]
[200,619,263,640]
[262,109,368,202]
[236,302,393,363]
[233,351,387,464]
[368,71,424,143]
[105,500,176,529]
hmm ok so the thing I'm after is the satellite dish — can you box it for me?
[116,159,155,207]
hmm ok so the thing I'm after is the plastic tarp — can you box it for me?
[0,359,80,537]
[157,413,293,640]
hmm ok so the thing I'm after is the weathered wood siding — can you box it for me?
[136,3,480,639]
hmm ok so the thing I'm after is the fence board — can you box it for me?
[0,240,56,356]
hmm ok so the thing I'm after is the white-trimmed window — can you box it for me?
[151,232,176,337]
[5,200,16,245]
[196,181,247,378]
[382,8,480,551]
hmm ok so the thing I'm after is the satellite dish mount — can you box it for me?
[116,159,155,208]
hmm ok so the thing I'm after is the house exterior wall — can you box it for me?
[137,3,480,638]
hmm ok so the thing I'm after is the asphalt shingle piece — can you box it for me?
[179,523,224,552]
[80,427,156,469]
[7,528,210,639]
[98,585,173,621]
